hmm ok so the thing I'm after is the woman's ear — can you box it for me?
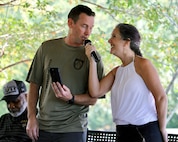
[124,39,131,47]
[123,37,130,41]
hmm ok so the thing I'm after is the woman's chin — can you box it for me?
[110,50,114,54]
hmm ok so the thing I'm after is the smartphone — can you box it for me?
[49,68,63,85]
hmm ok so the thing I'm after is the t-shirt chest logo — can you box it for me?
[73,58,84,70]
[20,119,28,128]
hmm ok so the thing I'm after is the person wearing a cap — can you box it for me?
[0,79,32,142]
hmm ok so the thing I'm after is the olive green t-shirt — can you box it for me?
[26,38,104,133]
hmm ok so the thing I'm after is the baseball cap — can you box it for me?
[1,80,27,102]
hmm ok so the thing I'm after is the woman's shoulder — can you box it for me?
[134,56,153,74]
[135,55,152,66]
[110,66,120,76]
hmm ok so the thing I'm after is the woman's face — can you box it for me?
[108,28,126,56]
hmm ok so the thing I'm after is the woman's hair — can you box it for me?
[116,23,142,56]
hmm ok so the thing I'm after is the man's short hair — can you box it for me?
[68,5,95,23]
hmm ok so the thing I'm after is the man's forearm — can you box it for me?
[27,82,39,119]
[74,93,97,106]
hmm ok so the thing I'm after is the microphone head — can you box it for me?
[84,39,91,46]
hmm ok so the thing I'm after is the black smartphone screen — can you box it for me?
[49,68,62,85]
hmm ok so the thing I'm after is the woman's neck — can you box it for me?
[121,53,135,67]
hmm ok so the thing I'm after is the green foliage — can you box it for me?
[88,94,115,130]
[0,0,177,130]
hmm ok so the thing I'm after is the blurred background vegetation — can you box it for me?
[0,0,177,130]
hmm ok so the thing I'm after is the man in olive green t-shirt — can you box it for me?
[26,4,104,142]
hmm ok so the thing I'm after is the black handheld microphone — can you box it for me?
[84,39,100,62]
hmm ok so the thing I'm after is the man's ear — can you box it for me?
[24,93,28,100]
[68,18,74,28]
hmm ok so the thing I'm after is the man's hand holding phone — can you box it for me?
[50,68,74,103]
[49,68,63,85]
[52,82,74,103]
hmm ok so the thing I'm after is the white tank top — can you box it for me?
[111,61,157,125]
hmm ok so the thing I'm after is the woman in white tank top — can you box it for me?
[85,23,168,142]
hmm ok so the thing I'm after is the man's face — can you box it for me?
[6,93,27,117]
[68,13,95,46]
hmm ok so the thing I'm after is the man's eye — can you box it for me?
[6,101,10,104]
[82,25,87,28]
[12,100,19,104]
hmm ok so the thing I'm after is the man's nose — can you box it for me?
[8,102,15,109]
[85,28,91,36]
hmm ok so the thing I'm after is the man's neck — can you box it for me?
[64,36,83,47]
